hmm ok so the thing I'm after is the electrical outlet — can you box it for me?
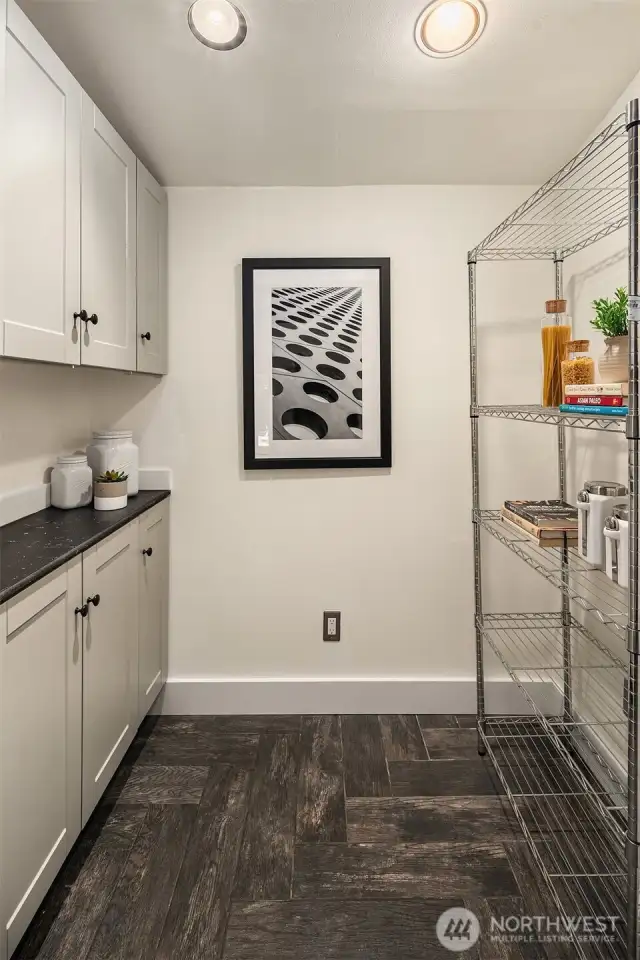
[323,611,341,642]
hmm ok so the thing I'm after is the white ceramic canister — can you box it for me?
[577,481,628,568]
[604,504,630,588]
[51,454,94,509]
[86,430,139,495]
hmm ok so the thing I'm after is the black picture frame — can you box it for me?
[242,257,391,470]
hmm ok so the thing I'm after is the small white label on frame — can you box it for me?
[629,296,640,325]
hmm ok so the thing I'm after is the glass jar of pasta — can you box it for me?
[542,300,572,407]
[561,340,595,394]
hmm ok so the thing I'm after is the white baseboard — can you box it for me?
[570,711,626,798]
[152,678,562,716]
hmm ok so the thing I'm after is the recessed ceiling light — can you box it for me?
[188,0,247,51]
[415,0,486,58]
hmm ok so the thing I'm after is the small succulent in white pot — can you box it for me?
[591,288,629,384]
[94,470,129,512]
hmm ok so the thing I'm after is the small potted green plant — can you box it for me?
[94,469,129,511]
[590,287,629,383]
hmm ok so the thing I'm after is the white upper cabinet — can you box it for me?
[80,94,137,372]
[2,0,81,364]
[1,5,167,374]
[137,162,168,375]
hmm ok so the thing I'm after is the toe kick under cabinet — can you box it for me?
[0,499,169,960]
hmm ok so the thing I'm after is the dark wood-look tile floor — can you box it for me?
[14,714,561,960]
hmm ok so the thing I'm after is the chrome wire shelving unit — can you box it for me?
[470,101,640,959]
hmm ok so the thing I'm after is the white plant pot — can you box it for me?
[598,335,629,384]
[94,494,128,511]
[93,481,128,512]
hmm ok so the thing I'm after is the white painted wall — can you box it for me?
[557,68,640,770]
[8,169,633,693]
[140,184,561,684]
[0,361,160,491]
[0,54,637,711]
[0,185,561,689]
[564,66,640,494]
[0,182,557,696]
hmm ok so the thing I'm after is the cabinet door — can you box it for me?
[1,561,82,957]
[82,523,138,824]
[0,0,5,366]
[80,93,136,371]
[137,162,168,375]
[0,574,5,960]
[3,0,81,364]
[138,501,169,720]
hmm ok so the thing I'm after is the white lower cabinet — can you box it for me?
[81,522,139,824]
[1,560,82,957]
[0,501,169,958]
[138,501,169,721]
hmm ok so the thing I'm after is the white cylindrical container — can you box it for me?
[604,505,630,588]
[86,431,139,495]
[50,454,93,510]
[577,481,627,568]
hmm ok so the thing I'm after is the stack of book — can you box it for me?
[501,500,579,548]
[559,383,628,416]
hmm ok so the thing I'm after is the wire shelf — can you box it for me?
[477,512,629,640]
[474,405,627,434]
[481,717,627,960]
[480,613,627,805]
[469,113,628,261]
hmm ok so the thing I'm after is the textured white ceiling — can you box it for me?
[17,0,640,186]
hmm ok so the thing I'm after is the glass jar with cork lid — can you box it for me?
[542,299,572,407]
[561,339,594,394]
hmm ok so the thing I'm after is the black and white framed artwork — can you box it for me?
[242,258,391,470]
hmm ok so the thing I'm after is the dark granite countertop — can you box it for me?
[0,490,171,605]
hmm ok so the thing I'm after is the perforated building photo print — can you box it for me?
[271,286,363,442]
[242,258,391,470]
